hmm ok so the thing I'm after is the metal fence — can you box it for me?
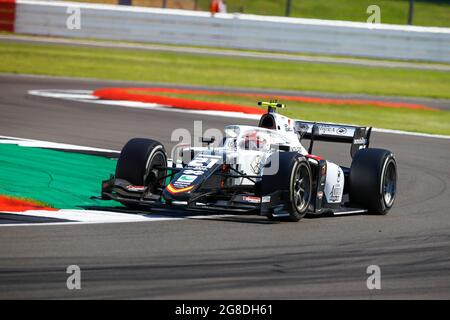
[13,0,450,63]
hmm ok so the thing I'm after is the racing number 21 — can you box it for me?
[188,157,219,169]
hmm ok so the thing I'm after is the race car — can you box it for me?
[101,101,397,221]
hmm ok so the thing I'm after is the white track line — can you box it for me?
[0,135,120,153]
[371,128,450,140]
[28,89,450,140]
[0,209,182,223]
[0,210,236,227]
[0,221,148,227]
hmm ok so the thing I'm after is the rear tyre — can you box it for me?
[349,148,397,215]
[262,152,312,222]
[115,138,167,207]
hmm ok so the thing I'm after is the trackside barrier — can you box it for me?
[3,0,450,63]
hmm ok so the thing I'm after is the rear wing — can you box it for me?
[294,120,372,158]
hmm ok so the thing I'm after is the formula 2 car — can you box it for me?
[101,101,397,221]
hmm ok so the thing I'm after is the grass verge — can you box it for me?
[1,41,450,99]
[0,144,119,209]
[1,41,449,135]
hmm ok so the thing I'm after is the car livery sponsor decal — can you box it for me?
[329,185,342,202]
[251,155,263,174]
[176,174,197,184]
[182,169,204,176]
[242,196,261,204]
[324,162,344,203]
[353,137,367,145]
[166,183,194,194]
[126,185,146,192]
[171,155,222,190]
[321,125,345,136]
[284,123,293,132]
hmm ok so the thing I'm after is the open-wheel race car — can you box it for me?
[101,102,397,221]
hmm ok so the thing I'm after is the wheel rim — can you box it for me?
[382,159,397,207]
[293,163,311,213]
[146,150,166,191]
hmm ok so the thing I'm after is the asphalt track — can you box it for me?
[0,74,449,299]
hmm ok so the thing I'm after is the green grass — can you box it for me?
[198,0,450,27]
[1,41,449,135]
[8,31,449,66]
[1,42,449,99]
[127,91,450,135]
[0,144,119,209]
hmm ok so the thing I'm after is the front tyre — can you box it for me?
[262,153,312,222]
[350,148,397,215]
[289,159,313,221]
[115,138,167,207]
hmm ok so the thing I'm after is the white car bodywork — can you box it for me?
[174,112,344,203]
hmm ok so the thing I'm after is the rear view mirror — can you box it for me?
[201,137,215,145]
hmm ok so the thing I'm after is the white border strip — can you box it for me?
[0,135,120,153]
[0,209,182,223]
[372,128,450,140]
[0,209,235,227]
